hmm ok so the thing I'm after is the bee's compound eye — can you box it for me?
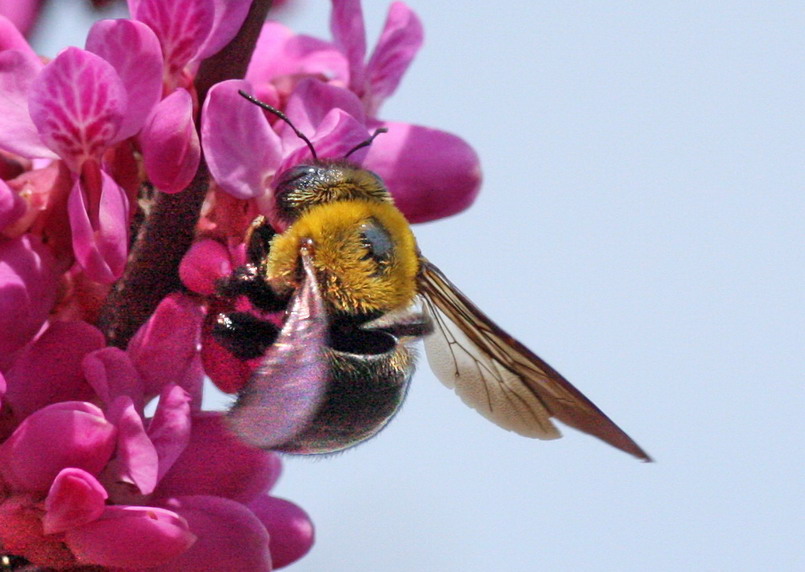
[275,165,317,188]
[274,165,320,222]
[359,219,393,260]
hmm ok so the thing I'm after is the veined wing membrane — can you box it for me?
[418,259,651,461]
[421,285,560,440]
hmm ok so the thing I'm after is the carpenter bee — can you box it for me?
[213,92,650,461]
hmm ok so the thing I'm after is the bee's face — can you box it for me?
[265,199,420,316]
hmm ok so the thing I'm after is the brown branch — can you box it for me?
[99,0,273,348]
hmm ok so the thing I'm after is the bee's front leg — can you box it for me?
[215,216,290,312]
[212,311,280,360]
[215,264,290,313]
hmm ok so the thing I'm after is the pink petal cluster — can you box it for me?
[0,6,210,283]
[1,0,484,568]
[0,297,313,570]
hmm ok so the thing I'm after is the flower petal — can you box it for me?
[330,0,366,93]
[202,79,282,199]
[365,121,482,222]
[179,238,233,295]
[28,47,126,171]
[147,383,192,483]
[155,413,281,504]
[240,20,283,79]
[0,234,58,366]
[247,21,348,87]
[2,321,105,420]
[0,4,42,39]
[65,505,195,569]
[86,18,163,140]
[0,14,41,66]
[68,169,129,283]
[196,0,253,59]
[127,293,205,404]
[43,468,108,534]
[140,88,200,193]
[154,495,270,572]
[280,78,366,149]
[0,49,54,159]
[0,401,116,494]
[132,0,215,80]
[104,396,159,496]
[249,495,315,569]
[364,1,424,114]
[83,347,145,412]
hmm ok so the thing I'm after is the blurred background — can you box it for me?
[31,1,803,570]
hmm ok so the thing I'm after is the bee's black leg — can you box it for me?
[213,311,280,360]
[374,314,434,339]
[245,215,276,265]
[327,313,433,355]
[216,217,292,312]
[215,264,289,313]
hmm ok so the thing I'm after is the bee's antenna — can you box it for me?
[238,90,318,161]
[344,127,388,159]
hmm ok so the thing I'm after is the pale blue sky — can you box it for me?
[33,1,803,570]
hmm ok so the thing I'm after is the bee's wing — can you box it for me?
[227,247,329,450]
[418,259,651,461]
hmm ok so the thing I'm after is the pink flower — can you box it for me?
[140,89,200,193]
[179,237,237,296]
[86,16,202,193]
[0,309,313,569]
[0,16,202,282]
[0,289,314,569]
[150,414,314,571]
[0,19,159,282]
[126,294,206,407]
[330,0,423,116]
[0,400,198,569]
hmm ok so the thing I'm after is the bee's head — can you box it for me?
[272,161,393,224]
[266,199,419,316]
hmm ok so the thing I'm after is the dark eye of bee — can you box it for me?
[275,165,317,187]
[274,165,320,221]
[359,219,393,262]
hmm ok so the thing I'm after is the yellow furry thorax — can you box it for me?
[265,199,420,315]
